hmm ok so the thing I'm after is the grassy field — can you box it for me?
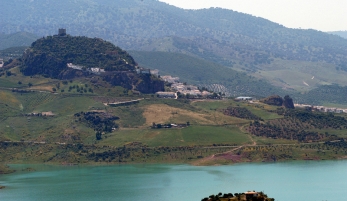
[109,104,146,128]
[98,125,250,147]
[1,67,57,87]
[192,99,282,120]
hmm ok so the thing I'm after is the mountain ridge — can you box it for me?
[2,0,347,91]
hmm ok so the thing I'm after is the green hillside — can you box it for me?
[297,84,347,105]
[129,50,286,97]
[1,66,347,165]
[1,75,347,165]
[0,46,28,61]
[0,32,38,50]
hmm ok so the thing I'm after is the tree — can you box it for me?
[28,83,33,87]
[96,132,102,140]
[212,92,218,98]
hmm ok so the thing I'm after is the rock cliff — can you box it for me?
[103,72,164,94]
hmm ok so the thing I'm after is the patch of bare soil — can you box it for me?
[29,85,54,92]
[142,104,213,126]
[191,146,244,166]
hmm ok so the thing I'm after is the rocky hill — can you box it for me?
[20,34,163,93]
[21,35,136,78]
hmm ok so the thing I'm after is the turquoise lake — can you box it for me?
[1,160,346,200]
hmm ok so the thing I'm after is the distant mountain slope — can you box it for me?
[329,31,347,39]
[2,0,347,65]
[297,84,347,105]
[0,32,38,50]
[0,46,28,60]
[3,0,347,90]
[129,51,286,97]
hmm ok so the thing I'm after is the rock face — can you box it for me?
[57,68,88,80]
[261,95,295,109]
[103,71,134,90]
[283,95,295,109]
[104,72,164,94]
[260,95,283,106]
[135,74,165,94]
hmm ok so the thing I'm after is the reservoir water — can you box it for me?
[0,160,346,201]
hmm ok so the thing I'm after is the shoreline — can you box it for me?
[2,156,347,176]
[2,139,347,174]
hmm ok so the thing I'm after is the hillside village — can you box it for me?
[295,104,347,114]
[67,59,214,99]
[157,75,213,99]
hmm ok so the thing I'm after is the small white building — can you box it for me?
[156,92,176,98]
[0,59,4,68]
[201,91,212,97]
[161,75,180,83]
[244,191,259,200]
[150,69,159,76]
[235,96,254,101]
[136,68,151,74]
[67,63,83,70]
[90,68,105,74]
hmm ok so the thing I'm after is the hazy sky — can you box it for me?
[159,0,346,32]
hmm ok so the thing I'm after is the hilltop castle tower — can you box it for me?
[58,28,66,36]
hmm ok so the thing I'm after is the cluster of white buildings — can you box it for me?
[67,63,105,75]
[161,75,179,83]
[156,92,177,99]
[235,96,254,101]
[89,68,105,74]
[294,104,347,113]
[156,75,212,98]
